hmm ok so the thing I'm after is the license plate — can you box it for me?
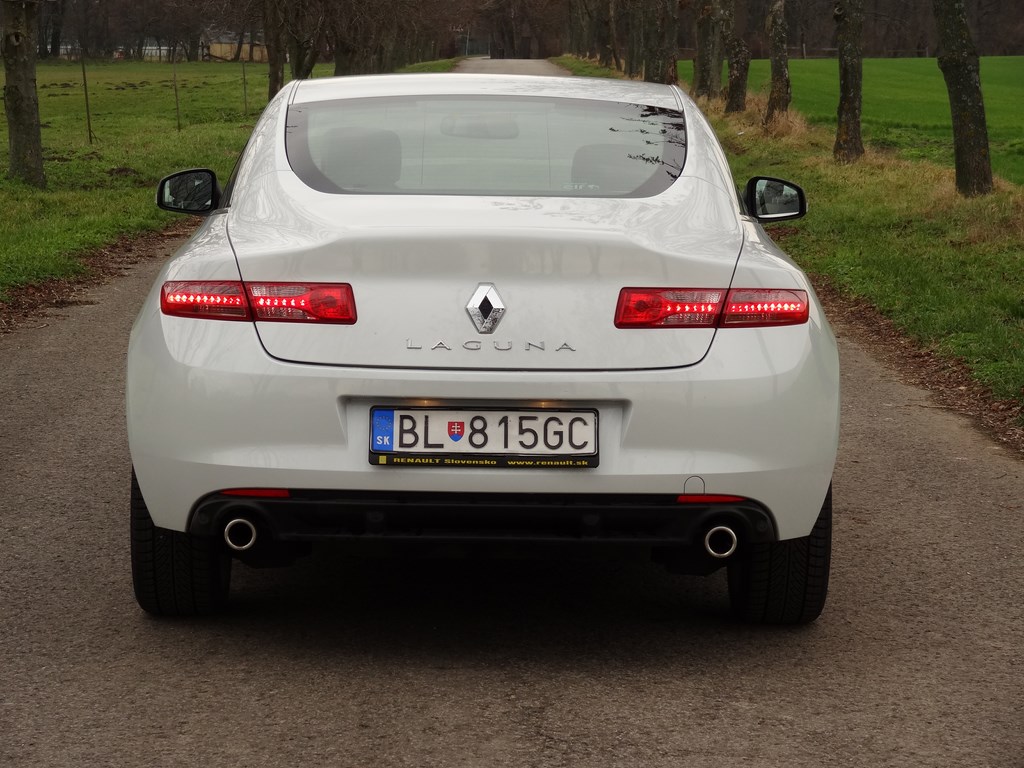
[369,407,599,468]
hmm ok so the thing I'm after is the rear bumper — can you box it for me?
[191,489,776,544]
[191,490,776,574]
[128,309,839,541]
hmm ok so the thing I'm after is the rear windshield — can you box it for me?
[285,95,687,198]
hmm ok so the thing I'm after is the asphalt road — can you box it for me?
[2,61,1023,768]
[454,57,570,75]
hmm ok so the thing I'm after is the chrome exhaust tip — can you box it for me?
[223,518,258,551]
[704,525,738,559]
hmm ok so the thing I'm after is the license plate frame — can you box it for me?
[369,406,599,469]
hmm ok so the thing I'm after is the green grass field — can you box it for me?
[0,61,267,293]
[678,56,1024,185]
[0,58,458,295]
[716,106,1024,403]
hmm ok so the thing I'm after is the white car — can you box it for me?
[128,73,839,623]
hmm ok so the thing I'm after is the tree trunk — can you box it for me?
[288,35,310,78]
[185,32,201,62]
[332,37,357,76]
[764,0,791,124]
[932,0,993,196]
[624,4,641,78]
[608,0,622,71]
[712,1,729,90]
[49,0,66,59]
[644,0,679,84]
[36,4,47,58]
[329,8,361,78]
[98,0,111,56]
[693,1,725,98]
[74,0,88,58]
[264,0,286,98]
[833,0,865,162]
[287,1,324,81]
[593,0,611,66]
[3,0,47,188]
[232,30,245,62]
[724,27,750,112]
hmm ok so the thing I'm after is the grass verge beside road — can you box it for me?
[396,57,463,73]
[550,56,624,79]
[678,56,1024,186]
[708,97,1023,405]
[0,61,265,297]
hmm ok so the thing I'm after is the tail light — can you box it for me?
[161,281,356,324]
[615,288,808,328]
[246,283,356,323]
[721,289,809,327]
[615,289,724,328]
[161,281,249,320]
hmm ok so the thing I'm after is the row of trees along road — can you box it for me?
[3,0,999,196]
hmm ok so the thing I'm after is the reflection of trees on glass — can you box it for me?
[755,179,799,216]
[168,173,213,211]
[608,105,687,182]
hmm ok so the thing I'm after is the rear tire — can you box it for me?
[130,469,231,616]
[727,485,832,625]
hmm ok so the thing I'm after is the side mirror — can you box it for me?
[157,169,220,215]
[744,176,807,222]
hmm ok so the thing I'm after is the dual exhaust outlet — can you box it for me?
[703,525,738,559]
[223,517,258,552]
[222,515,738,558]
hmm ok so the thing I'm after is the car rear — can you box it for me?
[128,75,839,623]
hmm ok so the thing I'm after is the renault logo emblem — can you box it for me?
[466,284,506,334]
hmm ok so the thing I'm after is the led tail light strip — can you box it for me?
[615,288,808,328]
[615,289,725,328]
[161,281,356,324]
[720,289,809,327]
[161,281,249,320]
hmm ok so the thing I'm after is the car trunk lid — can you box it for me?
[228,178,742,371]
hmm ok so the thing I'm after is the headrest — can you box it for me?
[323,127,402,190]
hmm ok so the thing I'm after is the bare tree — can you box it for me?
[833,0,864,162]
[203,0,262,61]
[37,0,68,58]
[3,0,46,188]
[264,0,287,97]
[723,0,749,112]
[641,0,680,83]
[53,0,1024,72]
[932,0,992,195]
[479,0,569,60]
[693,0,726,98]
[763,0,791,123]
[568,0,626,67]
[606,0,623,69]
[284,0,326,79]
